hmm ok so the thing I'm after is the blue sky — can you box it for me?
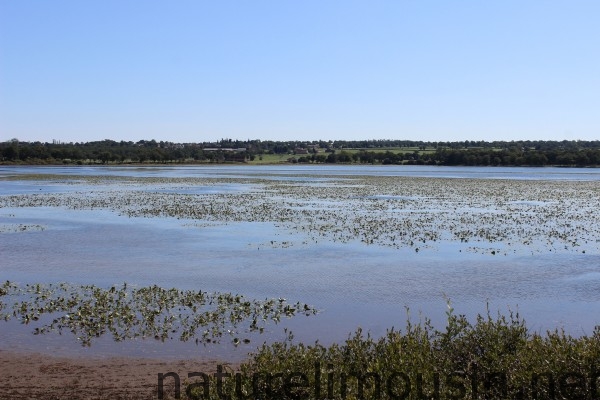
[1,1,598,143]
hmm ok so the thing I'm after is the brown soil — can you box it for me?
[0,350,238,399]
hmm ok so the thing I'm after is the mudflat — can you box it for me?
[0,350,236,400]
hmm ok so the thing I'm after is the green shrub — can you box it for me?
[212,304,600,399]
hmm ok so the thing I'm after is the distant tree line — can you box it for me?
[309,147,600,166]
[2,138,600,167]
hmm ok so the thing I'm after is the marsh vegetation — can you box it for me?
[1,166,600,386]
[2,172,599,256]
[194,307,600,399]
[0,281,316,347]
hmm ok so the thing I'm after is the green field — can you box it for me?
[247,147,441,164]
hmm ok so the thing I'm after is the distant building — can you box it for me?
[203,148,246,152]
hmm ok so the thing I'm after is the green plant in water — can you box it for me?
[0,281,317,347]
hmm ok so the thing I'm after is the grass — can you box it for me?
[246,147,440,165]
[248,153,293,164]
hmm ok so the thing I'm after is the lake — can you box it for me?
[1,165,600,361]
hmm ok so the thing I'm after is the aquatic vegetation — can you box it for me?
[1,174,600,255]
[0,281,317,347]
[0,223,46,233]
[3,171,600,398]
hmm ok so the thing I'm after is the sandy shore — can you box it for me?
[0,350,238,400]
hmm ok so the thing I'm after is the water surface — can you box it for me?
[1,165,599,360]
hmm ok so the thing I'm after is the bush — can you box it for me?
[213,304,600,399]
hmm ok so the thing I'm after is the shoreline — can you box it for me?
[0,349,239,400]
[1,161,599,168]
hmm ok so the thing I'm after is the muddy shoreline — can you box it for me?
[0,349,239,400]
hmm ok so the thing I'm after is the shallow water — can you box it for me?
[1,165,600,361]
[2,164,600,180]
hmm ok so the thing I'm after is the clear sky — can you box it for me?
[1,1,598,144]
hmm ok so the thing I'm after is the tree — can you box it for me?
[3,139,19,161]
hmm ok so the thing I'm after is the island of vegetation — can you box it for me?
[2,138,600,167]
